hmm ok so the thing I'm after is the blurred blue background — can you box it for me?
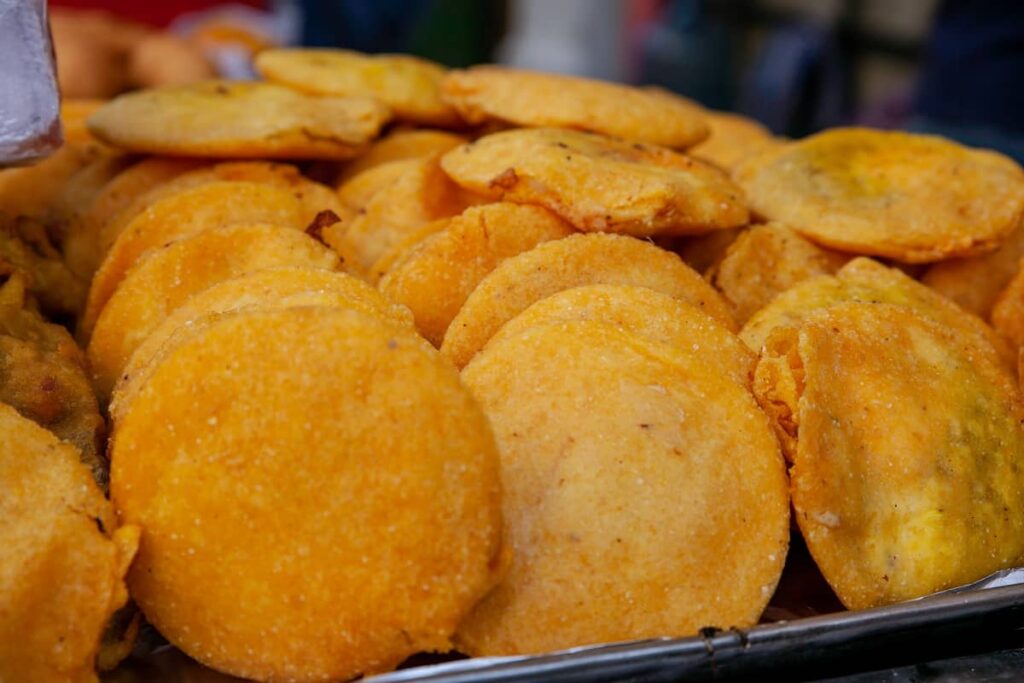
[294,0,1024,162]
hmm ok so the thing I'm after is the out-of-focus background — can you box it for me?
[48,0,1024,161]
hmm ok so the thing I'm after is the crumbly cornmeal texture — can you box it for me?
[487,284,754,389]
[0,403,138,683]
[87,224,339,404]
[367,216,453,284]
[0,276,105,484]
[111,266,413,423]
[441,128,748,237]
[991,260,1024,350]
[740,257,1013,376]
[379,203,574,345]
[733,128,1024,263]
[923,219,1024,318]
[87,80,391,159]
[457,321,788,655]
[110,307,505,682]
[330,154,480,272]
[256,48,460,127]
[63,157,208,281]
[688,110,775,170]
[94,161,346,264]
[709,223,850,325]
[338,128,467,184]
[80,181,316,339]
[441,66,709,149]
[441,233,734,369]
[752,303,1024,609]
[337,159,419,210]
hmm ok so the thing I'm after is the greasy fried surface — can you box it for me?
[733,128,1024,263]
[256,48,459,127]
[441,128,748,236]
[87,80,391,159]
[487,285,754,389]
[87,225,339,403]
[367,216,453,284]
[112,266,413,422]
[741,258,1013,373]
[89,161,345,280]
[1,215,88,317]
[752,303,1024,608]
[111,307,504,681]
[457,321,788,654]
[331,154,478,272]
[441,66,709,148]
[339,128,467,184]
[709,223,849,325]
[0,142,107,225]
[49,154,136,247]
[0,276,104,484]
[922,219,1024,317]
[441,233,734,368]
[81,181,313,339]
[379,203,574,345]
[0,403,137,683]
[689,110,775,170]
[63,157,207,280]
[991,260,1024,350]
[337,158,414,210]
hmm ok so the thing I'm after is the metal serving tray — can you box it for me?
[111,549,1024,681]
[367,568,1024,683]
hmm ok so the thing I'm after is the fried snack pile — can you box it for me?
[2,46,1024,681]
[0,403,137,683]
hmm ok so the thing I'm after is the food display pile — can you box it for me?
[2,49,1024,683]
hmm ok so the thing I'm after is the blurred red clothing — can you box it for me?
[49,0,267,28]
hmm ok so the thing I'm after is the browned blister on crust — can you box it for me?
[379,203,574,345]
[440,128,748,237]
[441,66,709,149]
[733,128,1024,263]
[0,403,138,683]
[87,80,391,159]
[441,233,734,368]
[709,222,849,325]
[111,307,504,682]
[752,303,1024,609]
[457,321,788,655]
